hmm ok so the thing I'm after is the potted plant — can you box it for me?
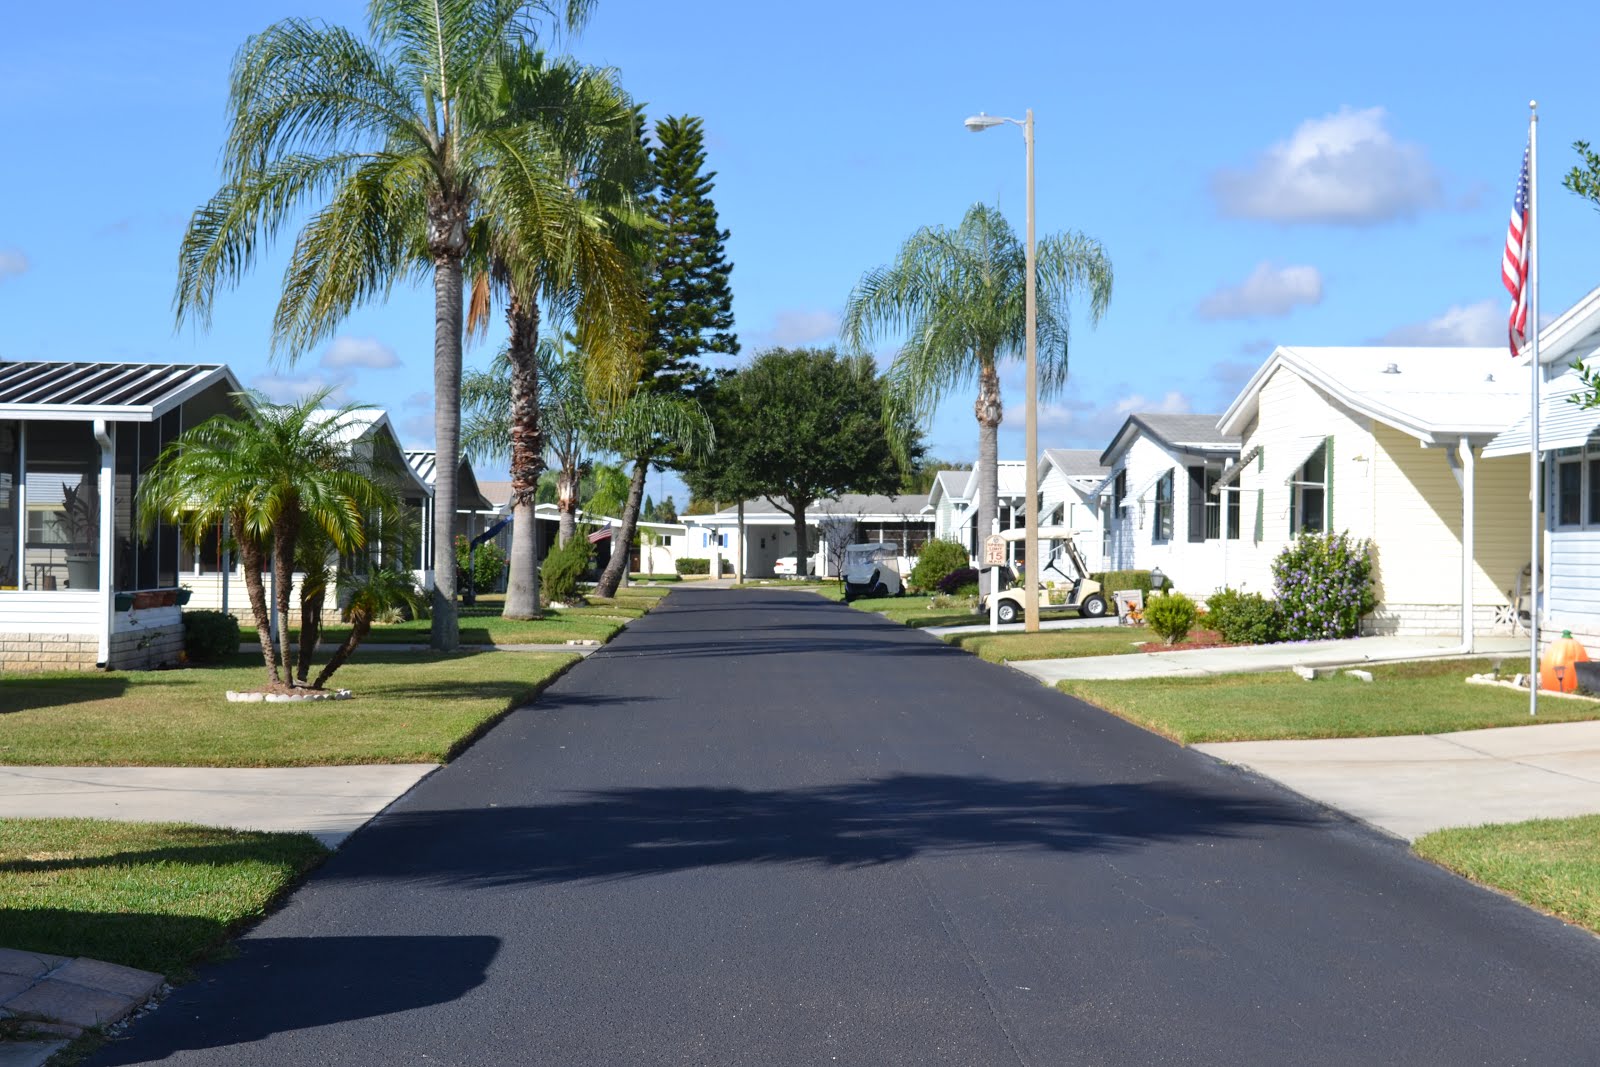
[60,477,100,590]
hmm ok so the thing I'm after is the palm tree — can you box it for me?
[173,0,597,651]
[464,50,647,619]
[591,391,713,597]
[842,203,1113,553]
[308,565,425,689]
[137,392,384,689]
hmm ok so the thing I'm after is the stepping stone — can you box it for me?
[0,951,68,980]
[4,979,136,1029]
[48,958,162,1001]
[0,1041,69,1067]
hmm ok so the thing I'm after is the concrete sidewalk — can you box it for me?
[1198,720,1600,840]
[0,765,435,846]
[1011,633,1526,683]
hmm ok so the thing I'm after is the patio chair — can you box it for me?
[1508,563,1542,636]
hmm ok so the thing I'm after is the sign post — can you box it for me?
[984,529,1007,632]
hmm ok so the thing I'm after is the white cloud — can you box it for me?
[319,336,400,370]
[1019,388,1193,449]
[400,414,435,444]
[753,309,840,349]
[402,391,433,409]
[1212,107,1442,224]
[1372,299,1503,346]
[0,249,28,281]
[251,371,354,405]
[1197,262,1324,320]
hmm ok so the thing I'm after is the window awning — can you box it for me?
[1279,436,1328,486]
[1120,467,1171,509]
[1090,471,1117,498]
[1211,444,1263,494]
[1483,389,1600,458]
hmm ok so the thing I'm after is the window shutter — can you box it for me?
[1187,466,1206,542]
[1323,435,1334,529]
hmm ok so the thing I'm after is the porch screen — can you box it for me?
[21,421,100,591]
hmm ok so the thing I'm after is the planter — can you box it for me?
[114,593,135,612]
[1574,660,1600,697]
[65,554,98,591]
[132,589,180,610]
[176,588,193,606]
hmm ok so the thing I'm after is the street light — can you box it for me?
[964,108,1040,632]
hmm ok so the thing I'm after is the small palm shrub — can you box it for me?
[909,539,969,593]
[1145,592,1199,646]
[181,610,241,663]
[542,537,593,606]
[1205,588,1282,645]
[1272,532,1376,640]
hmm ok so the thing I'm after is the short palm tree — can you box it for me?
[842,203,1113,548]
[591,390,714,597]
[464,49,647,619]
[137,392,385,689]
[174,0,598,651]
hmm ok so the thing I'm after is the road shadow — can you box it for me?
[328,774,1313,889]
[88,935,499,1064]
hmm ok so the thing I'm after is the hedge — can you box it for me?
[676,557,710,575]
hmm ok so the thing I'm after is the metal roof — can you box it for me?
[403,449,493,511]
[1483,368,1600,457]
[1099,412,1238,466]
[0,361,239,421]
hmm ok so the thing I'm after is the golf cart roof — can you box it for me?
[997,524,1081,543]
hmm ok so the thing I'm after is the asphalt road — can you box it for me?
[92,589,1600,1065]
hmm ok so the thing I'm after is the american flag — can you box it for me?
[1502,142,1531,356]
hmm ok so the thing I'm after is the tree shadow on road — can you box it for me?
[331,774,1314,889]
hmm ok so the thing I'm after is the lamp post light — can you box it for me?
[965,109,1040,632]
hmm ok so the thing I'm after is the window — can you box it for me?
[1557,452,1583,527]
[0,422,15,589]
[1113,470,1127,514]
[1152,470,1174,542]
[1290,441,1329,535]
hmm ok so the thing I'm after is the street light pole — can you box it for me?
[964,109,1041,632]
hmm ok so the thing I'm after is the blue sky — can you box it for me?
[4,0,1600,505]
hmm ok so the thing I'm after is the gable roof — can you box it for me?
[0,361,241,421]
[1520,281,1600,367]
[1041,448,1110,483]
[1099,413,1238,467]
[404,450,493,512]
[1218,346,1529,443]
[960,460,1030,501]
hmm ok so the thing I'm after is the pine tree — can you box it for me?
[641,115,737,398]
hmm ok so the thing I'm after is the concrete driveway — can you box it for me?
[1198,719,1600,840]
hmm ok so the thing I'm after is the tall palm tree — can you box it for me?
[842,203,1113,552]
[464,49,646,619]
[136,392,384,689]
[591,391,713,597]
[173,0,596,651]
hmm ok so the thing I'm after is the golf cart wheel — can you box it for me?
[1079,594,1108,619]
[997,602,1020,624]
[872,582,889,598]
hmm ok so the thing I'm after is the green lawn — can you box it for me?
[1415,816,1600,936]
[733,579,844,600]
[1058,659,1592,744]
[0,818,327,979]
[0,651,578,766]
[299,608,626,647]
[844,594,979,628]
[946,627,1143,664]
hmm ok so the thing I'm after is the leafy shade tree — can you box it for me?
[901,456,969,495]
[591,391,714,596]
[136,392,384,690]
[584,462,632,518]
[684,348,921,577]
[1564,144,1600,408]
[640,115,737,399]
[174,1,596,651]
[842,202,1112,547]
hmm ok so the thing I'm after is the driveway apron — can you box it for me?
[90,589,1600,1065]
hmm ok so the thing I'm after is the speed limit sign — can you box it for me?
[983,534,1007,567]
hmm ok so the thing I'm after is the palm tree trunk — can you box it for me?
[429,246,464,652]
[502,292,544,619]
[595,457,648,597]
[295,564,329,685]
[236,529,279,685]
[271,514,299,685]
[974,355,1003,593]
[310,608,371,690]
[792,501,810,578]
[557,468,580,547]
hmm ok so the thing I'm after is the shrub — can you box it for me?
[1091,569,1156,599]
[675,557,710,575]
[935,567,981,595]
[1144,592,1199,646]
[1205,587,1282,645]
[1271,532,1376,640]
[181,609,240,663]
[541,536,593,606]
[454,534,507,594]
[908,539,970,593]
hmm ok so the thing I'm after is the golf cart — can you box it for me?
[980,525,1108,623]
[841,542,904,601]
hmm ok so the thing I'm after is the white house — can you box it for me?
[0,361,246,671]
[683,493,933,578]
[1483,283,1600,651]
[1039,449,1111,573]
[1219,345,1531,639]
[928,469,972,546]
[1096,413,1241,592]
[926,462,1031,561]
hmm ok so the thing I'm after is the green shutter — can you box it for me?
[1324,435,1334,530]
[1254,446,1265,543]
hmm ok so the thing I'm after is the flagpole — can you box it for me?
[1529,99,1541,717]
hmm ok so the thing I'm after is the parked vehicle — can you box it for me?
[980,525,1107,623]
[774,556,798,576]
[842,542,903,601]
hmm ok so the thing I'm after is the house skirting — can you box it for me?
[108,623,185,670]
[1362,602,1509,638]
[0,632,99,671]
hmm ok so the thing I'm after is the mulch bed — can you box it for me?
[1134,629,1240,654]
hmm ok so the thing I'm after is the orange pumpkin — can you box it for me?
[1540,630,1590,693]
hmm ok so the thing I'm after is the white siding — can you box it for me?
[0,591,101,634]
[1549,529,1600,632]
[1103,436,1235,593]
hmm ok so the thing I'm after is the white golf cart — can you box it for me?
[980,525,1108,624]
[841,542,904,601]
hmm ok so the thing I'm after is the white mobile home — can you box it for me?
[684,493,933,578]
[1038,449,1111,573]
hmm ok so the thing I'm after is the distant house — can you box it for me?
[1220,345,1530,638]
[683,493,932,578]
[927,469,973,547]
[926,462,1030,560]
[1097,413,1241,591]
[1038,448,1111,572]
[0,360,246,670]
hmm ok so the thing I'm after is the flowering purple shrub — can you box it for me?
[1271,532,1376,641]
